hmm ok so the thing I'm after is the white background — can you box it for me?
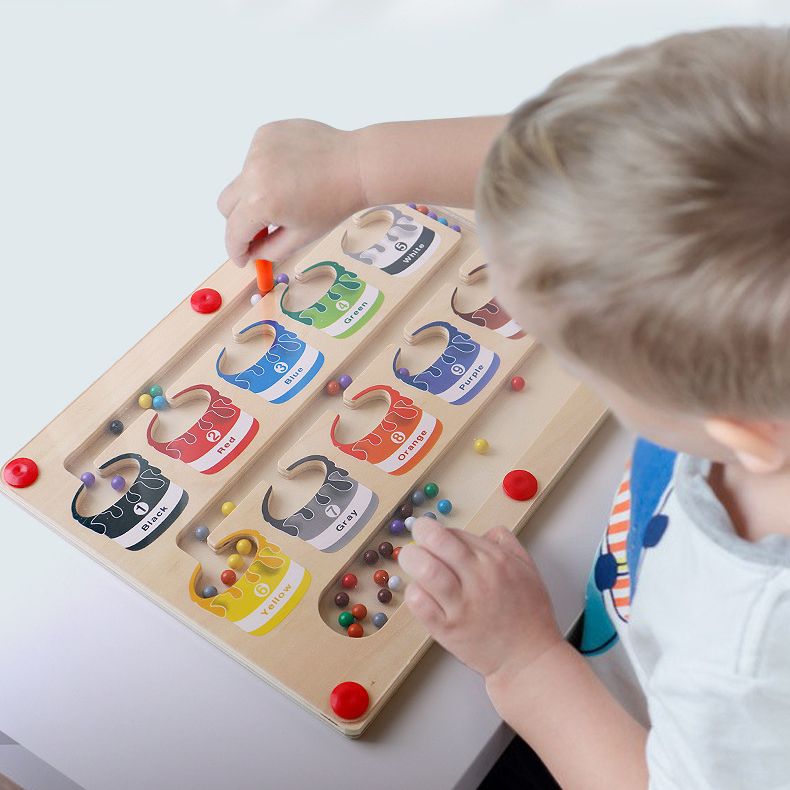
[0,2,787,789]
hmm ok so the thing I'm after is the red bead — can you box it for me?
[190,288,222,314]
[392,546,401,561]
[347,623,364,638]
[351,603,367,620]
[416,205,429,214]
[341,573,358,589]
[373,569,389,587]
[220,569,237,586]
[510,375,526,392]
[325,380,341,396]
[3,457,39,488]
[330,681,370,720]
[503,469,539,501]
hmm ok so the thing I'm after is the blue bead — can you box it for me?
[275,273,289,285]
[423,511,437,520]
[410,490,426,506]
[201,585,218,598]
[404,516,416,531]
[389,519,406,535]
[372,612,388,628]
[149,385,163,398]
[438,217,449,226]
[427,211,438,220]
[80,472,95,488]
[194,525,209,541]
[152,395,168,410]
[437,499,452,515]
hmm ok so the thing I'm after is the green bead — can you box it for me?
[423,482,439,499]
[149,384,163,398]
[338,611,355,628]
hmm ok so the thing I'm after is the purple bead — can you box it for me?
[407,202,417,209]
[451,224,461,233]
[338,374,353,390]
[80,472,95,488]
[275,273,289,285]
[396,367,410,378]
[110,475,126,492]
[389,518,406,535]
[427,211,438,220]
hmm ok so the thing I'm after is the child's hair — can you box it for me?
[477,26,790,418]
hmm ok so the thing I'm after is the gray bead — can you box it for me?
[411,490,426,506]
[424,511,437,520]
[194,525,209,541]
[201,585,218,598]
[372,612,388,628]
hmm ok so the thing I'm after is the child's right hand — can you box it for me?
[217,119,365,266]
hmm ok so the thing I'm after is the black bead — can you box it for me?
[363,549,378,565]
[378,541,394,558]
[108,419,124,435]
[334,592,350,608]
[397,502,414,519]
[377,588,392,604]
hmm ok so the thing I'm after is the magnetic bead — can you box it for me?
[437,499,452,515]
[397,501,413,519]
[416,205,429,214]
[220,501,235,517]
[138,393,153,409]
[387,575,402,591]
[473,438,489,454]
[377,588,392,604]
[389,519,406,536]
[334,592,350,608]
[351,603,367,620]
[341,573,358,589]
[451,224,461,233]
[80,472,96,487]
[438,217,449,226]
[378,541,394,558]
[363,549,378,565]
[194,525,209,541]
[201,585,218,598]
[152,395,168,410]
[227,553,244,570]
[373,569,389,587]
[250,292,262,306]
[410,490,426,506]
[423,482,439,499]
[392,546,401,561]
[338,374,353,390]
[372,612,388,628]
[110,475,126,492]
[347,623,364,638]
[396,367,410,378]
[108,419,124,435]
[338,611,355,628]
[236,538,252,555]
[424,512,437,520]
[407,202,417,209]
[149,385,163,398]
[404,516,416,531]
[220,569,237,586]
[274,273,289,285]
[325,380,341,396]
[427,211,438,220]
[510,375,526,392]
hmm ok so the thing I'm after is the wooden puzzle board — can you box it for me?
[0,205,606,736]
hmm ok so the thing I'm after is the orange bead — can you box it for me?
[351,603,367,620]
[416,205,429,214]
[325,380,341,396]
[373,569,389,587]
[347,623,364,638]
[392,546,401,561]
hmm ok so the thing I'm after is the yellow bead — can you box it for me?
[138,393,153,409]
[473,438,489,454]
[236,538,252,555]
[220,501,235,517]
[227,553,244,570]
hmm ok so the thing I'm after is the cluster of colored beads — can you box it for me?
[407,203,461,232]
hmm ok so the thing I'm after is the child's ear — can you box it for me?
[703,418,786,474]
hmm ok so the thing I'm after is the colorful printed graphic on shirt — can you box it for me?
[345,205,440,277]
[71,453,188,551]
[393,321,500,405]
[279,261,384,338]
[146,384,259,474]
[451,279,525,340]
[330,384,442,475]
[215,320,324,404]
[574,439,676,656]
[261,455,379,552]
[190,531,310,636]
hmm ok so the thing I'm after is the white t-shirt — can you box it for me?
[569,439,790,789]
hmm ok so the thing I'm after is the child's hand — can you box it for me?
[398,517,562,689]
[217,120,364,266]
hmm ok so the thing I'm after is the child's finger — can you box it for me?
[484,525,530,560]
[217,177,240,218]
[411,517,475,569]
[404,580,446,626]
[250,226,309,265]
[397,544,462,611]
[225,202,271,266]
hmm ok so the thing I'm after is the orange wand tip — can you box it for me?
[254,259,274,295]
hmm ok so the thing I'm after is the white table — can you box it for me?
[0,3,781,788]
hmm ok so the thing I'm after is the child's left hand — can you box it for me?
[398,517,562,688]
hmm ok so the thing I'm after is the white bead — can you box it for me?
[250,293,262,305]
[387,575,402,591]
[404,516,415,531]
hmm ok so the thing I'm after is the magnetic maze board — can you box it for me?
[1,204,606,735]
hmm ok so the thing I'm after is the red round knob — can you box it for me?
[330,681,369,720]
